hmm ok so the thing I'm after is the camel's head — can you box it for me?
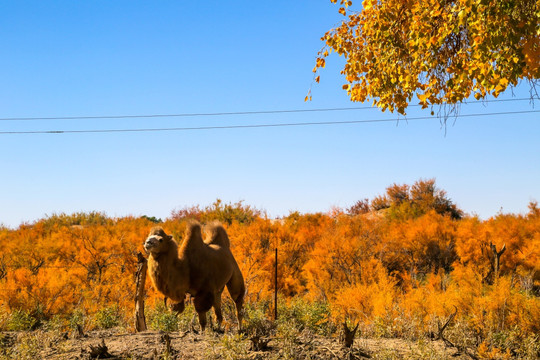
[144,227,173,254]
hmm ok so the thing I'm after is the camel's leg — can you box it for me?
[234,292,244,332]
[197,312,207,331]
[226,275,245,331]
[194,292,214,332]
[212,290,224,331]
[170,300,185,314]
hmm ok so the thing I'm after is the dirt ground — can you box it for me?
[0,328,472,360]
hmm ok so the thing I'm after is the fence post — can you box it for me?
[274,247,278,321]
[134,252,148,332]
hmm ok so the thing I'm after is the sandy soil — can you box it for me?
[2,329,469,359]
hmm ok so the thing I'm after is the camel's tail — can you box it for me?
[204,221,230,248]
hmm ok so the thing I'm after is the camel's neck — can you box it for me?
[148,246,190,300]
[150,247,186,268]
[150,250,174,263]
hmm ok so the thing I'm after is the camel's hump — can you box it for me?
[204,222,230,248]
[184,221,203,241]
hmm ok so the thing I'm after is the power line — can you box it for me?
[0,109,538,135]
[0,98,533,122]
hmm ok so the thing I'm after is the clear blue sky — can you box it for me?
[1,1,539,228]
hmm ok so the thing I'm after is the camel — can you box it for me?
[143,222,245,331]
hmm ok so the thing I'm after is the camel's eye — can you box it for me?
[158,238,163,242]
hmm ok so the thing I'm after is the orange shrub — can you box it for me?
[0,185,537,354]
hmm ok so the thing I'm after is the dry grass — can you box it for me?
[0,299,538,359]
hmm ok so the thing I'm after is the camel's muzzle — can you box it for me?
[144,235,161,252]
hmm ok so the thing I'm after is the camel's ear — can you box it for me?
[167,234,173,241]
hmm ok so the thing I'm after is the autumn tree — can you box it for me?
[371,179,463,219]
[313,0,539,114]
[347,198,370,215]
[303,214,382,300]
[0,198,538,353]
[171,199,261,225]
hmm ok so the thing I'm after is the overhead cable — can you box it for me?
[1,110,538,135]
[0,97,533,122]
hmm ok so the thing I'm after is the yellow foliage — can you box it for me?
[477,341,513,360]
[332,259,398,323]
[0,186,538,354]
[313,0,540,112]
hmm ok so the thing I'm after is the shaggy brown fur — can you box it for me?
[143,222,245,331]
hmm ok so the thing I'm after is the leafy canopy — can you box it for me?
[312,0,540,114]
[370,178,464,219]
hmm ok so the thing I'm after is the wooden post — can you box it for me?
[274,247,278,321]
[134,252,148,332]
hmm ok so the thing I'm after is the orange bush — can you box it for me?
[0,186,537,356]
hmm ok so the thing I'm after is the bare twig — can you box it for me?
[249,335,272,351]
[432,306,479,360]
[88,339,113,359]
[340,321,359,348]
[436,306,458,341]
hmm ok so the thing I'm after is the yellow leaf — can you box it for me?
[364,0,374,10]
[342,84,350,90]
[417,92,431,102]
